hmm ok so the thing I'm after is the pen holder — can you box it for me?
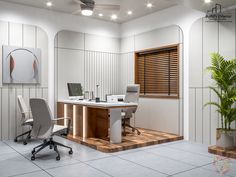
[95,97,100,102]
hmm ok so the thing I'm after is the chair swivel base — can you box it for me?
[31,138,73,161]
[122,123,141,136]
[14,130,32,145]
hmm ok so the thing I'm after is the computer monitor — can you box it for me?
[67,83,83,98]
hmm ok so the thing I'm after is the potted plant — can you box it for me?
[206,53,236,149]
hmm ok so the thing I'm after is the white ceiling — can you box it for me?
[1,0,236,23]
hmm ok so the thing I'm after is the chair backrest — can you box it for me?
[123,85,140,118]
[30,98,53,139]
[124,85,140,103]
[17,95,30,121]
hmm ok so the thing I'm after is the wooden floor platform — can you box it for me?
[208,146,236,159]
[67,128,183,153]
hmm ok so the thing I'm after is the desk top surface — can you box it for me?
[58,99,137,108]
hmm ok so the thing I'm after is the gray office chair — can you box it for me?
[29,98,73,161]
[14,95,33,145]
[122,84,141,135]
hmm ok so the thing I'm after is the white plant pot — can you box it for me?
[216,128,236,150]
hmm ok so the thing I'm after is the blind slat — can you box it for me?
[135,45,179,97]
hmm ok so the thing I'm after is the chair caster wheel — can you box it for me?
[56,156,60,161]
[69,149,73,155]
[14,138,17,142]
[137,132,141,135]
[23,141,27,145]
[50,145,53,149]
[31,150,35,154]
[132,128,135,132]
[31,156,35,161]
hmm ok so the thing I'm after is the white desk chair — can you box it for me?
[14,95,33,145]
[122,84,140,135]
[30,98,73,161]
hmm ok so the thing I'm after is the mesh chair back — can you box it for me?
[30,98,53,139]
[124,85,140,103]
[123,85,140,118]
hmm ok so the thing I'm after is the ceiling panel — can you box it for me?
[1,0,236,23]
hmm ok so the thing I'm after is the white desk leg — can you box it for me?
[110,108,122,143]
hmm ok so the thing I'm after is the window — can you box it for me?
[135,45,179,98]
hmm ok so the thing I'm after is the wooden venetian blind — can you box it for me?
[135,45,179,98]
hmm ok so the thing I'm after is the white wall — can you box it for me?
[121,5,205,139]
[0,1,120,115]
[0,21,48,140]
[120,26,183,135]
[0,1,206,139]
[55,30,120,101]
[189,10,236,145]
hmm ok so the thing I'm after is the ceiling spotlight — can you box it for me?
[204,0,212,3]
[81,9,93,16]
[111,14,118,20]
[147,3,153,8]
[46,1,53,7]
[127,11,133,15]
[98,13,103,17]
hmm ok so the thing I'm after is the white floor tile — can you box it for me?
[146,146,213,166]
[119,151,195,175]
[14,171,51,177]
[86,156,167,177]
[46,163,110,177]
[0,152,40,177]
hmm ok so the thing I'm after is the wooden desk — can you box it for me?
[57,100,137,143]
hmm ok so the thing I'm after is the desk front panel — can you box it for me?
[57,102,109,139]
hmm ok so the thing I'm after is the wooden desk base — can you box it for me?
[57,102,109,138]
[66,128,183,153]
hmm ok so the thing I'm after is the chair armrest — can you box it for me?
[52,117,71,136]
[52,117,71,122]
[22,110,31,114]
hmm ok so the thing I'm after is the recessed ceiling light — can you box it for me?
[98,13,103,17]
[46,1,53,7]
[81,9,93,16]
[147,3,153,8]
[111,14,117,20]
[204,0,212,3]
[127,11,133,15]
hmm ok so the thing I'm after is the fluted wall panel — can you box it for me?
[0,21,48,140]
[84,51,119,100]
[55,30,120,101]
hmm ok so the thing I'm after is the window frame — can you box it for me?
[134,44,180,99]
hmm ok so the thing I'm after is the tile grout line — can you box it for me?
[84,163,113,177]
[164,143,213,158]
[146,149,213,168]
[169,161,232,177]
[139,147,210,167]
[2,140,116,176]
[2,141,54,177]
[2,140,228,177]
[8,170,43,177]
[116,153,169,176]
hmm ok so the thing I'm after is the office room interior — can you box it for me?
[1,0,236,176]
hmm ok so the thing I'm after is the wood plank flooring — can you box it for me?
[208,146,236,159]
[67,128,183,153]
